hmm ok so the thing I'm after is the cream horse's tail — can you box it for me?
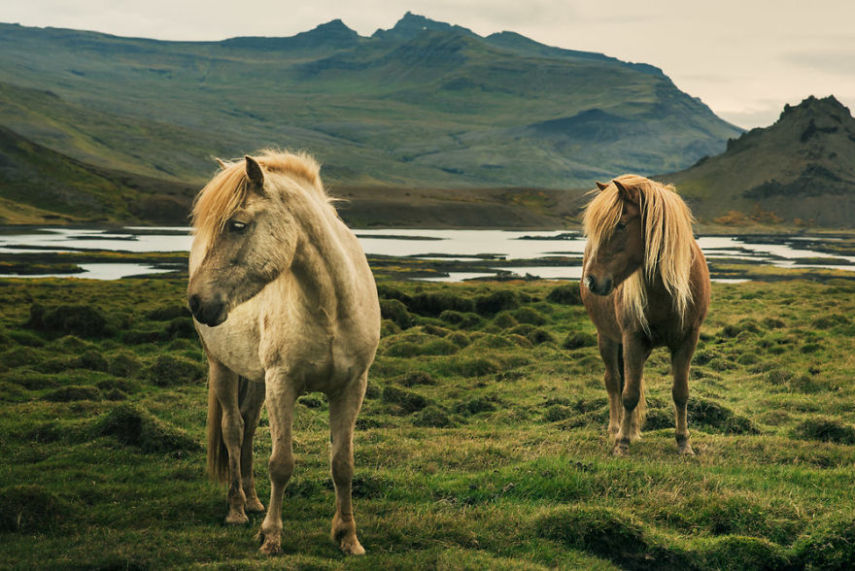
[206,379,229,483]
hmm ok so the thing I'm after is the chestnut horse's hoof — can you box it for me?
[246,498,266,513]
[678,443,695,456]
[612,438,630,456]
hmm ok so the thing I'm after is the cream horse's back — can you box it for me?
[188,151,379,556]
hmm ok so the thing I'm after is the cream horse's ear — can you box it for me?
[245,155,265,189]
[595,181,609,191]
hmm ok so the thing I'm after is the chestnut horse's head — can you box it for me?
[187,152,325,327]
[582,176,646,296]
[581,175,696,330]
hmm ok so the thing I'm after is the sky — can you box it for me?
[4,1,854,129]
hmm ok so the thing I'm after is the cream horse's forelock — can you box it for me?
[191,150,328,256]
[584,177,695,332]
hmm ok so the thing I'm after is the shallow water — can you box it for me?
[1,227,853,281]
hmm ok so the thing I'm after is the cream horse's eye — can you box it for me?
[229,220,248,233]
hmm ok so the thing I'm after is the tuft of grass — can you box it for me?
[26,303,109,337]
[792,418,855,445]
[0,485,74,533]
[145,354,205,386]
[95,403,201,453]
[546,283,582,305]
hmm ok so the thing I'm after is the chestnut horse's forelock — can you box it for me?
[582,176,696,332]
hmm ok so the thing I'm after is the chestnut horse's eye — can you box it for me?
[616,221,627,231]
[228,220,248,233]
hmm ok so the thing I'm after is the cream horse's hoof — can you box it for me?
[257,530,281,555]
[332,515,365,555]
[225,511,249,525]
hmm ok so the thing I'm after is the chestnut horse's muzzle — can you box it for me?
[585,274,613,296]
[189,293,229,327]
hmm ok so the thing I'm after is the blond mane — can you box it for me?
[191,150,326,248]
[583,175,695,332]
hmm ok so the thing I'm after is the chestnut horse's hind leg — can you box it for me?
[257,372,297,555]
[209,361,250,524]
[327,371,368,555]
[671,329,701,455]
[597,335,623,439]
[238,377,266,512]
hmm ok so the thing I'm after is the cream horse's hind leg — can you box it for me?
[328,371,368,555]
[209,361,250,524]
[238,377,266,512]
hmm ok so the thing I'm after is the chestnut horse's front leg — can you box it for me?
[613,335,650,456]
[597,334,623,439]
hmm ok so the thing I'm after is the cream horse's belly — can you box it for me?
[195,297,265,382]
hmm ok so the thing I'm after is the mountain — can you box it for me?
[664,96,855,227]
[0,125,195,224]
[0,14,741,192]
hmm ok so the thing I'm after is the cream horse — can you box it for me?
[187,150,380,555]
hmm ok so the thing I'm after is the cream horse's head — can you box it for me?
[188,155,300,327]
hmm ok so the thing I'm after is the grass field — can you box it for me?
[2,277,855,569]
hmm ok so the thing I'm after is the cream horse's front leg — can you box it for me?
[327,371,368,555]
[257,371,297,555]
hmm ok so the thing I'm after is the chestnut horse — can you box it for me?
[188,151,380,555]
[580,175,710,456]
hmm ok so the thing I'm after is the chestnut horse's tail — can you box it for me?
[206,377,230,483]
[618,344,647,440]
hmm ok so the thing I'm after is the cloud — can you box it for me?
[784,50,855,77]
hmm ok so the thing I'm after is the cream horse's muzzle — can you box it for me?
[189,292,229,327]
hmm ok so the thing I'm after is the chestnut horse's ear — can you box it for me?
[215,158,228,170]
[595,181,609,191]
[245,155,265,189]
[613,179,639,204]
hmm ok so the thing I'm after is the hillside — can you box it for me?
[665,96,855,227]
[0,125,196,224]
[0,13,741,190]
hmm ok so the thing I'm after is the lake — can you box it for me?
[1,227,853,281]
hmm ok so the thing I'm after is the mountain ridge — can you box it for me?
[665,95,855,227]
[0,13,741,190]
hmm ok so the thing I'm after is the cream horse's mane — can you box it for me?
[583,175,695,331]
[191,150,331,249]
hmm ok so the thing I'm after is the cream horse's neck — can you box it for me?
[285,195,361,323]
